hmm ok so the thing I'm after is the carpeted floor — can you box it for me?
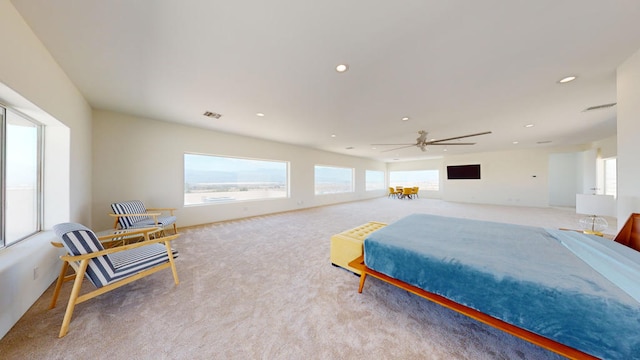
[0,198,617,359]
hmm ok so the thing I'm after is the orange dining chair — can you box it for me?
[401,187,413,199]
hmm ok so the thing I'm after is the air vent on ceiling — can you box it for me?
[536,140,552,144]
[203,111,222,119]
[583,103,616,112]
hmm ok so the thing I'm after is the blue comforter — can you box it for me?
[363,214,640,359]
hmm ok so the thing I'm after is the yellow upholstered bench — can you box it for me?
[330,221,387,274]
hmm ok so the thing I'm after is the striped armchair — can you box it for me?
[110,200,177,235]
[51,222,180,337]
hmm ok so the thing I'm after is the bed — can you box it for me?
[348,214,640,360]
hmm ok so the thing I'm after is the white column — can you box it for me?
[616,48,640,229]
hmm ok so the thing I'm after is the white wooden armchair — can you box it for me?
[51,223,180,337]
[110,200,177,235]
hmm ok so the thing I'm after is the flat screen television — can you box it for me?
[447,164,481,180]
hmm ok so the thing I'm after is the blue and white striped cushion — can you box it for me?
[54,223,116,288]
[127,215,177,228]
[111,200,147,229]
[53,223,178,288]
[106,244,178,283]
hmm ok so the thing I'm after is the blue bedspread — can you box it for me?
[363,214,640,359]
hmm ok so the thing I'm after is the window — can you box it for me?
[365,170,385,191]
[389,170,439,191]
[604,157,617,198]
[184,153,288,205]
[1,106,43,248]
[314,165,354,195]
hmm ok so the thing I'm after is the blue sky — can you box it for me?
[185,153,287,172]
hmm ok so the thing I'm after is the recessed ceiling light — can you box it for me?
[443,148,447,152]
[401,117,409,121]
[558,76,576,83]
[371,147,377,150]
[336,64,349,73]
[256,113,265,117]
[513,141,519,144]
[525,124,534,128]
[331,134,336,138]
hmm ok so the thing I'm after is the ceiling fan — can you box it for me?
[372,130,492,152]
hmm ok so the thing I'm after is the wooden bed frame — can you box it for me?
[348,214,640,359]
[614,212,640,251]
[348,255,598,359]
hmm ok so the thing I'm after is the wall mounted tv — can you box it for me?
[447,164,481,180]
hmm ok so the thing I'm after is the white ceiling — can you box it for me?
[11,0,640,161]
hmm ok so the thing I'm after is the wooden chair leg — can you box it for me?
[164,241,179,285]
[59,260,88,338]
[49,261,70,309]
[173,223,178,234]
[358,272,367,293]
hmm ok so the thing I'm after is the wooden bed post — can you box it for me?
[349,256,368,293]
[358,273,367,293]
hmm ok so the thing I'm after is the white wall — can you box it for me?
[441,147,585,207]
[0,0,92,340]
[386,146,592,208]
[616,48,640,227]
[580,149,597,194]
[548,152,579,207]
[92,110,386,230]
[593,136,617,194]
[593,136,617,159]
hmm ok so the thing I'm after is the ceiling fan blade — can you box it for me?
[427,131,492,144]
[428,142,476,145]
[381,145,417,152]
[371,143,415,146]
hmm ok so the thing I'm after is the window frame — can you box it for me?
[365,170,385,191]
[389,169,440,191]
[1,105,44,248]
[183,152,289,206]
[314,165,354,195]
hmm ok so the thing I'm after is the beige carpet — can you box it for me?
[0,198,617,359]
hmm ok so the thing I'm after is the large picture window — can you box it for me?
[604,157,617,198]
[389,170,439,191]
[184,153,288,205]
[366,170,385,191]
[1,107,43,248]
[314,165,354,195]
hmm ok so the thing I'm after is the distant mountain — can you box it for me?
[185,168,286,184]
